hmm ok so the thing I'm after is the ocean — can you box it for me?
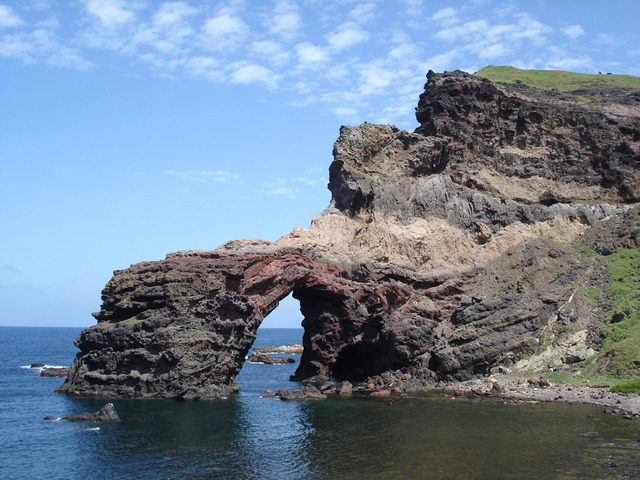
[1,326,639,479]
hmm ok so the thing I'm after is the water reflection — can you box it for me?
[40,392,640,480]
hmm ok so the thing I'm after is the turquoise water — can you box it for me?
[1,326,639,479]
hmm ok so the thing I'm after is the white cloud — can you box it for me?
[261,176,325,197]
[431,7,457,23]
[435,19,488,42]
[185,55,221,77]
[596,33,620,47]
[251,39,291,67]
[357,61,395,95]
[326,22,369,51]
[82,0,137,30]
[562,24,584,39]
[388,43,420,62]
[0,5,25,29]
[0,27,92,69]
[544,47,595,72]
[229,62,279,89]
[425,48,462,72]
[268,0,301,39]
[164,169,239,184]
[349,3,376,24]
[133,2,197,54]
[475,42,508,59]
[325,63,351,82]
[200,13,248,51]
[332,106,358,117]
[295,42,329,68]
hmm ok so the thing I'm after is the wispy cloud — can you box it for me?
[132,1,197,55]
[0,27,92,69]
[229,61,279,88]
[164,169,240,184]
[326,22,369,52]
[2,2,637,127]
[83,0,138,30]
[295,42,330,69]
[200,12,248,51]
[267,0,301,40]
[0,5,25,29]
[562,24,584,39]
[261,176,326,198]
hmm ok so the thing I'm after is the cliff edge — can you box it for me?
[58,69,640,399]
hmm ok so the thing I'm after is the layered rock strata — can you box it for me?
[58,70,640,399]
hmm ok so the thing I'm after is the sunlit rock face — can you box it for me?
[58,70,640,399]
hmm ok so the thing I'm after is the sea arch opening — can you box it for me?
[236,292,305,394]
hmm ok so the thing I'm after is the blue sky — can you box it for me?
[1,0,639,328]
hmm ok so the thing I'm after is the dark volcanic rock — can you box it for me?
[46,403,121,423]
[40,367,70,378]
[58,70,640,400]
[247,352,295,364]
[276,385,326,401]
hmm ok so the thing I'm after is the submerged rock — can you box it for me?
[247,352,295,364]
[46,403,121,423]
[40,367,69,378]
[276,385,326,401]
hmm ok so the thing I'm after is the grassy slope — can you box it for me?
[474,65,640,391]
[596,248,640,390]
[547,247,640,391]
[474,65,640,91]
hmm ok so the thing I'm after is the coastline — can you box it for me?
[436,376,640,418]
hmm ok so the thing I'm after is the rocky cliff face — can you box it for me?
[58,70,640,399]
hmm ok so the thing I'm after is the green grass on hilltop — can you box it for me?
[474,65,640,92]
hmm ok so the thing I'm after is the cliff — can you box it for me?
[58,69,640,399]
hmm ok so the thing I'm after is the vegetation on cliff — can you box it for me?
[571,247,640,391]
[475,65,640,92]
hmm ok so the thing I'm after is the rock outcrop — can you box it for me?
[57,70,640,400]
[247,352,295,364]
[45,403,121,423]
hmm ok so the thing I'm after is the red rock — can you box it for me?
[336,381,353,395]
[371,389,391,397]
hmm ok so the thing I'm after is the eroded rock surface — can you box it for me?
[58,70,640,400]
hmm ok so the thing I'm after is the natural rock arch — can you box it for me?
[58,70,640,400]
[58,245,471,399]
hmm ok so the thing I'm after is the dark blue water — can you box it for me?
[2,326,640,479]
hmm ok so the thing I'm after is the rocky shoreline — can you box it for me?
[438,377,640,418]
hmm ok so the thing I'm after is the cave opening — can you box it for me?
[332,340,404,381]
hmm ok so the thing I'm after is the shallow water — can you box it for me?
[1,326,639,479]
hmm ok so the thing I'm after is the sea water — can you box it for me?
[1,326,640,479]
